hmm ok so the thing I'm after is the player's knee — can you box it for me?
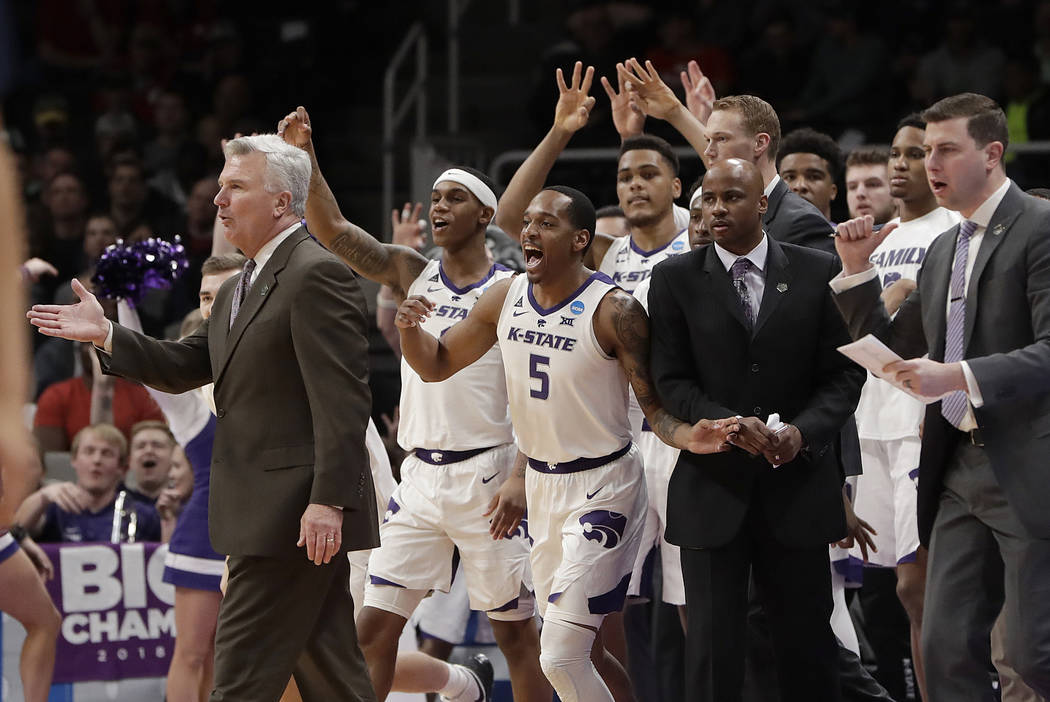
[538,617,596,682]
[490,617,539,658]
[355,606,402,656]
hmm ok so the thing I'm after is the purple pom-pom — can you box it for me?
[92,236,190,304]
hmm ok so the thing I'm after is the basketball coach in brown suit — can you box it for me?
[28,134,379,702]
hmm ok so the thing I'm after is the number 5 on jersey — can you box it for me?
[530,353,550,400]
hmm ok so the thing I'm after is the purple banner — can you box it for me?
[42,542,174,683]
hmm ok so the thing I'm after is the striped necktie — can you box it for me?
[731,257,755,330]
[229,259,257,330]
[940,220,977,428]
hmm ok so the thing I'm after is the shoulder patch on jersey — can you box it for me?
[428,274,439,282]
[570,300,585,315]
[671,240,686,251]
[514,296,524,308]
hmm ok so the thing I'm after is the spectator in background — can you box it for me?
[126,420,175,503]
[183,176,220,263]
[28,172,89,303]
[145,91,190,176]
[14,423,161,543]
[915,1,1005,105]
[777,127,844,222]
[791,3,888,136]
[645,10,733,97]
[845,146,896,224]
[33,341,164,454]
[106,155,183,240]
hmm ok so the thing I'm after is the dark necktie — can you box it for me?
[229,259,257,330]
[941,220,977,428]
[731,257,755,330]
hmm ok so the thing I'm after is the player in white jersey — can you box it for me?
[278,108,547,702]
[849,114,959,701]
[394,176,737,702]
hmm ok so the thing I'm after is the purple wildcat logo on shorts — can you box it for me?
[579,511,627,548]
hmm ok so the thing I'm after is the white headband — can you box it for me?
[689,188,704,210]
[433,168,498,215]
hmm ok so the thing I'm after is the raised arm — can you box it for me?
[395,278,512,382]
[595,288,737,454]
[618,58,710,164]
[492,62,596,241]
[279,106,426,297]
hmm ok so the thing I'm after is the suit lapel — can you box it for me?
[753,236,791,337]
[923,227,954,361]
[214,229,307,386]
[964,186,1021,349]
[702,245,751,332]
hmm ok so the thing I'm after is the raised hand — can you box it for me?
[21,258,58,283]
[27,279,110,346]
[835,216,898,276]
[553,61,596,134]
[278,106,313,150]
[617,58,683,122]
[600,69,645,139]
[681,60,716,125]
[391,202,426,252]
[685,417,741,455]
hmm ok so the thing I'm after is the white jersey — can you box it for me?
[496,272,631,463]
[597,227,690,293]
[398,259,515,451]
[855,207,961,440]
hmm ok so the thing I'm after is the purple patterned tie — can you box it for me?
[229,259,257,330]
[731,257,755,329]
[941,220,977,428]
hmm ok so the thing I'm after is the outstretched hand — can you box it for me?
[685,417,740,455]
[27,279,110,346]
[617,58,683,122]
[553,61,596,134]
[681,60,716,125]
[278,106,313,150]
[600,69,645,139]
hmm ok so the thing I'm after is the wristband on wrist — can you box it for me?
[8,524,27,543]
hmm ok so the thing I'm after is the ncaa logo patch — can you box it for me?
[671,240,685,251]
[570,300,585,315]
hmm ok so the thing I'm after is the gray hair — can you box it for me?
[223,134,310,217]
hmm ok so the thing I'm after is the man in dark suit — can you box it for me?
[28,135,378,702]
[648,158,865,701]
[833,93,1050,699]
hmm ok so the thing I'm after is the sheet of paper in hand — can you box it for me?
[837,334,942,404]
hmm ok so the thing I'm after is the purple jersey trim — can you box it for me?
[369,575,406,588]
[162,566,222,593]
[488,596,520,612]
[526,272,615,316]
[413,445,496,465]
[588,573,631,614]
[439,262,508,295]
[627,228,688,257]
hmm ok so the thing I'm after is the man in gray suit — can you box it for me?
[28,135,378,702]
[832,93,1050,700]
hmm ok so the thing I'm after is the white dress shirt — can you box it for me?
[764,174,781,199]
[829,178,1013,429]
[714,233,769,318]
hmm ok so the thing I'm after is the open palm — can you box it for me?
[27,279,110,345]
[553,61,596,134]
[618,58,681,121]
[278,105,313,149]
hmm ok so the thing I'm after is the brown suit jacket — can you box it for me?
[100,228,379,558]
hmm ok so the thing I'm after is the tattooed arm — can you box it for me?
[278,106,427,297]
[594,289,736,455]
